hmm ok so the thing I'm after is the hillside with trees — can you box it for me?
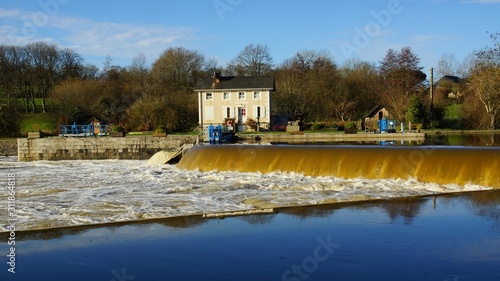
[1,33,499,137]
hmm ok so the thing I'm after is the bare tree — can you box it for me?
[59,48,84,80]
[335,59,381,121]
[25,42,60,113]
[144,47,205,131]
[457,51,478,78]
[151,47,205,91]
[227,44,273,76]
[436,53,458,78]
[469,32,500,129]
[379,47,426,121]
[274,50,337,122]
[469,65,500,129]
[129,53,148,74]
[82,64,100,80]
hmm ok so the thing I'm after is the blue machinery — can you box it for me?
[378,119,397,133]
[208,125,234,144]
[60,122,110,137]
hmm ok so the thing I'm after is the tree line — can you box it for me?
[0,34,499,137]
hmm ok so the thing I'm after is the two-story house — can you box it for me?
[195,72,275,133]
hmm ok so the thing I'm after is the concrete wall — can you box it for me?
[18,136,196,162]
[0,140,18,156]
[238,132,427,144]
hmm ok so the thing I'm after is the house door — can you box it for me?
[238,107,247,124]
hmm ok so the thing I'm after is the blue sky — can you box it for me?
[1,0,499,74]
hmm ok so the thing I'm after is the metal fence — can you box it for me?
[60,123,111,137]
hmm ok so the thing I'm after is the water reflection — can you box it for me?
[426,133,500,146]
[2,191,500,280]
[280,133,500,146]
[0,215,209,242]
[378,197,425,224]
[466,190,500,228]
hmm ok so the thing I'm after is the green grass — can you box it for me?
[441,103,464,129]
[168,131,200,136]
[445,103,462,119]
[19,113,59,135]
[304,129,344,134]
[238,131,289,135]
[0,98,55,112]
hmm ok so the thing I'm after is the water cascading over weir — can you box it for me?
[177,145,500,188]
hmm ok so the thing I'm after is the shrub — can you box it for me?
[311,122,326,131]
[246,118,257,131]
[112,125,125,132]
[337,121,345,131]
[0,104,19,137]
[155,125,167,134]
[345,122,357,129]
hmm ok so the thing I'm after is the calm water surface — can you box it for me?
[289,133,500,146]
[1,190,500,281]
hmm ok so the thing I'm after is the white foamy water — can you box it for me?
[0,156,492,231]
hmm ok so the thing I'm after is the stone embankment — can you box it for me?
[0,140,18,156]
[17,136,197,161]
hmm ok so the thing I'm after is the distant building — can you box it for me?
[362,105,393,132]
[195,72,275,132]
[435,75,465,100]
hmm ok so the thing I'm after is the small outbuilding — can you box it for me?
[362,105,394,132]
[89,117,102,135]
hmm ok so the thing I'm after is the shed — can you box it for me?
[362,105,393,132]
[89,117,101,135]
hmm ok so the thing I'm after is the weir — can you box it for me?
[177,145,500,188]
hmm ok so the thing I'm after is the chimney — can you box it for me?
[212,71,221,83]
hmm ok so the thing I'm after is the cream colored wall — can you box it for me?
[199,90,272,128]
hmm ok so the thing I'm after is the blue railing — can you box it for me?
[60,123,111,137]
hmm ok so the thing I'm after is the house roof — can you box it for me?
[363,104,385,118]
[435,75,462,86]
[195,76,275,91]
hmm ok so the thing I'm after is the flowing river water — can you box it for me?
[0,133,499,280]
[1,135,499,231]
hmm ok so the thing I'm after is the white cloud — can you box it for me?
[0,7,199,66]
[408,34,460,46]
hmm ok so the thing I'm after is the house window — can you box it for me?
[223,92,231,101]
[204,106,214,120]
[205,93,213,101]
[222,106,234,119]
[253,106,267,118]
[238,92,246,100]
[253,91,261,100]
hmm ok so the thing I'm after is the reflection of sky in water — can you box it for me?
[0,157,493,231]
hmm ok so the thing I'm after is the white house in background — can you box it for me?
[195,72,275,133]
